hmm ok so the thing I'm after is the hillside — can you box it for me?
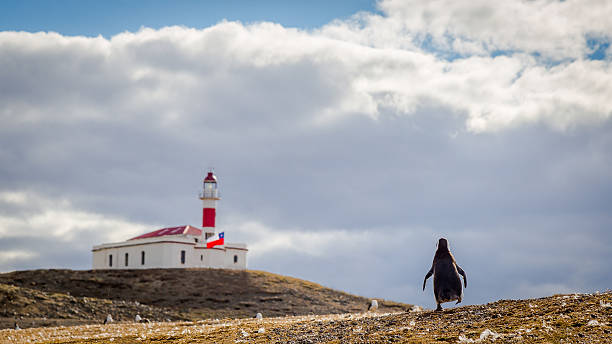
[0,269,409,329]
[2,291,610,343]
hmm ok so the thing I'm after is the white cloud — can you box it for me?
[374,0,612,59]
[2,6,612,134]
[0,191,149,243]
[228,220,374,258]
[0,250,38,262]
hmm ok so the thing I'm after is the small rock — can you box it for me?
[255,312,263,320]
[457,334,474,343]
[479,329,500,341]
[135,314,142,322]
[368,299,378,311]
[104,314,113,324]
[587,320,602,326]
[410,305,423,312]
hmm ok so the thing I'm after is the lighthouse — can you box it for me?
[92,170,248,270]
[200,171,220,235]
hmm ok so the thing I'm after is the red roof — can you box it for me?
[129,225,202,240]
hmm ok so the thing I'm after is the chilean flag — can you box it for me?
[206,232,224,248]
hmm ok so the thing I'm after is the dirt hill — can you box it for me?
[2,291,610,343]
[0,269,409,329]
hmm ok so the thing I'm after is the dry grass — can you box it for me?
[1,269,409,329]
[2,291,610,343]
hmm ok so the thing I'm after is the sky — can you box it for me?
[1,0,611,310]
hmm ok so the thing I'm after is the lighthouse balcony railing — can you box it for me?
[199,191,221,199]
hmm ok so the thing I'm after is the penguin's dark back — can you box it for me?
[432,247,460,279]
[433,252,462,294]
[434,246,456,263]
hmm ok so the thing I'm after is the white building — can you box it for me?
[92,171,248,270]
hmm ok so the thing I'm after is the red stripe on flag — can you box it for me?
[206,238,224,248]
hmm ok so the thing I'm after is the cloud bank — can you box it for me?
[1,0,611,307]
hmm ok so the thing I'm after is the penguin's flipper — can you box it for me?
[423,267,433,291]
[457,265,467,288]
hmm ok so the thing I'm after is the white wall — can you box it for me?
[92,237,247,270]
[224,248,247,269]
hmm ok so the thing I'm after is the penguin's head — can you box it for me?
[438,238,449,250]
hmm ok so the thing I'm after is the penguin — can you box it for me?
[367,299,379,311]
[14,322,20,330]
[422,238,467,311]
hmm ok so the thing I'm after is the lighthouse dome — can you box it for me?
[201,171,220,200]
[204,172,217,182]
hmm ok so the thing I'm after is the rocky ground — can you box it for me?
[0,269,408,329]
[1,291,610,343]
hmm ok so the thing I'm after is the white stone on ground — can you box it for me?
[368,299,378,311]
[479,329,500,341]
[458,329,500,343]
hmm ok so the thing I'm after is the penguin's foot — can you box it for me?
[436,304,443,311]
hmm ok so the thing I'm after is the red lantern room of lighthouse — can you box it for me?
[199,171,220,237]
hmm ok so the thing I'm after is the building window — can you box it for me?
[125,253,129,267]
[141,251,145,265]
[181,250,186,264]
[200,255,203,261]
[109,254,113,267]
[234,255,238,263]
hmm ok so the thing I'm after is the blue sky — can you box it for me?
[0,0,378,37]
[1,0,611,310]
